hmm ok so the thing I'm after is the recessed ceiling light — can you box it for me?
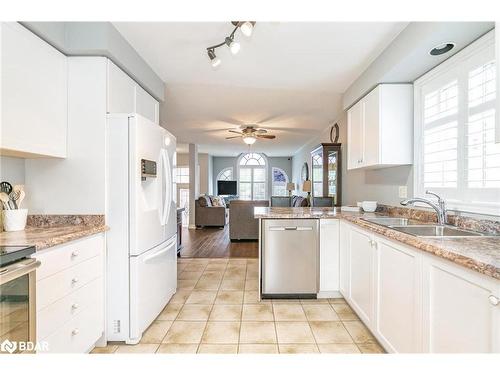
[429,42,455,56]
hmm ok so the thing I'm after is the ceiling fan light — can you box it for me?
[240,21,254,37]
[243,135,257,145]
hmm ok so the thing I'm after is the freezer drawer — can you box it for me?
[262,219,319,297]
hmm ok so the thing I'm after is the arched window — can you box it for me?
[272,167,289,196]
[216,167,233,181]
[238,153,267,200]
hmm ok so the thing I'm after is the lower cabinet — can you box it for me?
[319,219,340,297]
[348,226,375,326]
[422,254,500,353]
[375,239,421,353]
[34,234,105,353]
[339,221,500,353]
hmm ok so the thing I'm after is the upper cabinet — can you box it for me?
[1,22,68,158]
[347,84,413,170]
[107,60,159,124]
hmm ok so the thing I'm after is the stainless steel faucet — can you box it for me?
[400,190,447,226]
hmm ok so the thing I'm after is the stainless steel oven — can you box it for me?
[0,247,40,354]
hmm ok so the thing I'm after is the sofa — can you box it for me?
[195,196,229,228]
[229,200,269,241]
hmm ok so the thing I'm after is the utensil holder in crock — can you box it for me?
[2,209,28,231]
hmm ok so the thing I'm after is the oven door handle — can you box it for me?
[0,258,41,285]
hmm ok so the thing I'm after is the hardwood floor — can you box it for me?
[179,226,258,258]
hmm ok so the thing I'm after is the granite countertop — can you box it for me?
[254,207,500,281]
[0,215,108,251]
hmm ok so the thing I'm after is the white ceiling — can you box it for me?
[113,22,407,156]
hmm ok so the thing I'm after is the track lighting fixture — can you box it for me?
[206,21,255,67]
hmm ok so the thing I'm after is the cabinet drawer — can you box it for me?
[37,277,103,340]
[40,301,104,353]
[37,255,103,311]
[35,234,104,281]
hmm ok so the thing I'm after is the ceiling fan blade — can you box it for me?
[228,130,243,134]
[255,129,268,133]
[256,134,276,139]
[226,136,242,139]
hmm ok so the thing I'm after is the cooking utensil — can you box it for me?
[16,190,26,209]
[9,191,20,209]
[0,192,10,210]
[13,184,24,193]
[0,181,12,195]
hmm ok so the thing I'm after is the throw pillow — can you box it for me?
[211,196,226,207]
[198,196,212,207]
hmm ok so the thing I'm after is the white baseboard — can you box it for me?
[188,225,197,230]
[317,291,342,299]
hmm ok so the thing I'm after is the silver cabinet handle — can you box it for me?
[368,240,377,248]
[72,303,79,310]
[489,295,499,306]
[72,329,80,336]
[71,278,79,285]
[71,250,79,258]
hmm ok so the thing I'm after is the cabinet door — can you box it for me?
[349,226,375,324]
[135,85,159,124]
[1,22,67,158]
[319,219,340,293]
[347,100,364,170]
[422,254,500,353]
[375,239,422,353]
[362,86,380,167]
[339,221,350,297]
[107,60,135,114]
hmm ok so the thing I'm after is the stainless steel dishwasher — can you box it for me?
[261,219,319,298]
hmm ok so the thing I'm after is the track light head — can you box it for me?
[225,36,240,55]
[240,21,254,37]
[207,49,221,68]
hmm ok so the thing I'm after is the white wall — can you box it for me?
[292,110,413,206]
[0,156,25,185]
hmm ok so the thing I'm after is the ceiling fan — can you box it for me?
[226,125,276,145]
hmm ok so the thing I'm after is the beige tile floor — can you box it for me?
[92,258,384,354]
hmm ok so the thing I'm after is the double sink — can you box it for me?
[361,217,490,238]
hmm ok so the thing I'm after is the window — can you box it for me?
[175,167,189,184]
[238,153,266,200]
[414,31,499,214]
[216,167,233,181]
[312,153,323,196]
[272,167,289,196]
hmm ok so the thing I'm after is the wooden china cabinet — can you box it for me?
[310,143,342,206]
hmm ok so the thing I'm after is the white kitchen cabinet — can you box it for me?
[375,238,422,353]
[34,234,106,353]
[136,84,159,124]
[107,60,136,114]
[422,254,500,353]
[348,225,375,325]
[107,60,159,124]
[347,100,364,170]
[1,22,67,158]
[339,221,350,297]
[346,84,413,170]
[318,219,340,297]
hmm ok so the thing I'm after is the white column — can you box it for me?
[188,143,199,229]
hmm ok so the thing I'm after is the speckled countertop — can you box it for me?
[0,215,108,251]
[254,207,500,281]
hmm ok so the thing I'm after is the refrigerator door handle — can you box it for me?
[160,149,171,226]
[143,238,176,263]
